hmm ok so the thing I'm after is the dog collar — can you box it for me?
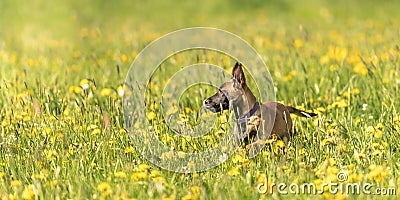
[235,102,260,142]
[238,102,259,123]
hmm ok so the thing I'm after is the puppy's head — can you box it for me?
[203,62,247,112]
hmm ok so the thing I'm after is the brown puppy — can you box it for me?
[203,62,316,149]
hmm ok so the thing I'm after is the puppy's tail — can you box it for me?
[286,106,317,118]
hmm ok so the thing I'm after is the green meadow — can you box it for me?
[1,0,400,199]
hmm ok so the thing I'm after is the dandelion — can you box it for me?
[32,173,46,180]
[274,140,285,149]
[100,88,113,97]
[137,163,150,172]
[150,169,161,177]
[43,150,58,161]
[91,128,101,135]
[97,182,112,196]
[294,39,303,48]
[121,54,128,62]
[367,164,389,182]
[353,62,368,76]
[69,85,83,94]
[117,85,125,97]
[329,64,339,72]
[353,150,366,162]
[166,106,178,116]
[21,185,35,200]
[79,79,90,90]
[372,150,383,156]
[114,171,127,179]
[11,180,22,187]
[147,111,157,121]
[228,165,241,176]
[315,107,326,114]
[327,129,339,135]
[232,154,248,164]
[366,125,383,138]
[0,172,4,179]
[125,146,135,153]
[190,186,201,194]
[217,114,227,123]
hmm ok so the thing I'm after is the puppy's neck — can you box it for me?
[235,86,258,116]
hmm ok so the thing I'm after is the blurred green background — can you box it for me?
[1,0,399,47]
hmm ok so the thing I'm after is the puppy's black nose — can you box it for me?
[204,98,211,105]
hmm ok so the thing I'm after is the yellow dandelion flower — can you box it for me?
[185,107,192,114]
[44,150,58,161]
[91,128,101,135]
[352,88,360,95]
[79,79,90,90]
[337,99,348,108]
[27,58,36,67]
[232,154,247,163]
[375,122,384,129]
[219,114,228,123]
[274,140,285,149]
[366,126,375,133]
[125,146,135,153]
[97,182,112,196]
[150,169,161,177]
[190,186,201,194]
[0,172,4,179]
[121,54,128,63]
[166,106,178,116]
[327,129,339,135]
[294,39,303,48]
[21,185,35,200]
[374,129,383,138]
[117,85,126,97]
[131,172,148,181]
[215,130,225,136]
[368,164,389,182]
[320,55,330,64]
[353,62,368,76]
[329,64,339,72]
[11,180,22,187]
[100,88,113,97]
[114,171,127,179]
[366,125,383,138]
[372,150,383,156]
[147,111,157,121]
[137,163,150,172]
[69,86,83,94]
[182,193,199,200]
[228,165,241,176]
[315,107,326,114]
[32,174,46,180]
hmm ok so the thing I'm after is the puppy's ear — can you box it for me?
[232,62,246,86]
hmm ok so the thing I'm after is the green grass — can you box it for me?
[1,0,400,199]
